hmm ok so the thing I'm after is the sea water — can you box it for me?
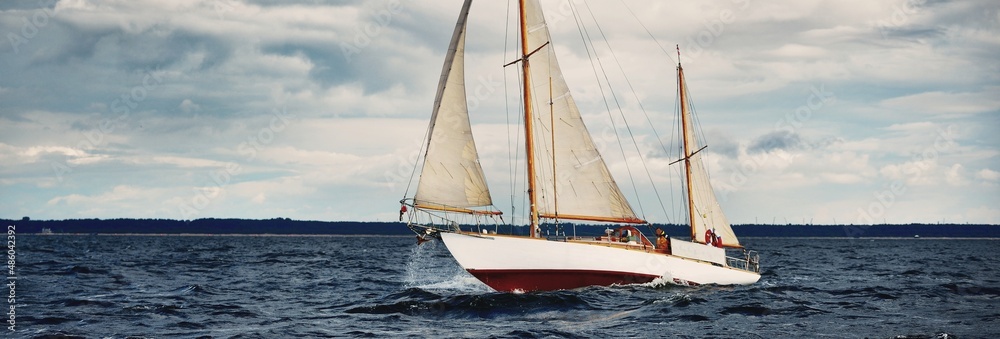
[11,235,999,338]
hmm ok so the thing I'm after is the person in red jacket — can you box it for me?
[655,228,671,254]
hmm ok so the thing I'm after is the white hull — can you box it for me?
[440,232,760,292]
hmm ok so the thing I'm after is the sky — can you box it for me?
[0,0,997,225]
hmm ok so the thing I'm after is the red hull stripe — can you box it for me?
[467,269,661,292]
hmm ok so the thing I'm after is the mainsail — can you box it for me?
[413,0,495,213]
[678,64,740,247]
[521,0,643,224]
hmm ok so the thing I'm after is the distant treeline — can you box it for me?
[5,218,406,235]
[3,218,998,237]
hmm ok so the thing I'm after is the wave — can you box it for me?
[19,233,1000,337]
[63,298,116,308]
[345,288,598,318]
[401,241,491,293]
[62,265,109,275]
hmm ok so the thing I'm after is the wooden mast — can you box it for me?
[519,0,540,237]
[677,45,698,243]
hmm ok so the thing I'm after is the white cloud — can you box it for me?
[251,192,266,204]
[880,90,1000,115]
[46,185,181,218]
[179,99,201,113]
[965,206,1000,223]
[884,122,936,132]
[945,164,969,186]
[977,168,1000,182]
[765,44,829,59]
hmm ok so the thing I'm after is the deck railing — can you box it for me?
[726,250,760,273]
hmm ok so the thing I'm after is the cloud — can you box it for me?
[945,164,969,186]
[179,99,200,113]
[880,90,1000,115]
[251,192,266,204]
[747,131,803,154]
[46,185,181,218]
[977,168,1000,182]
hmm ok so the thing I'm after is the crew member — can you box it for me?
[655,227,671,254]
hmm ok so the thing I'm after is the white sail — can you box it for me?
[522,0,641,223]
[680,67,740,247]
[413,0,494,211]
[687,146,739,246]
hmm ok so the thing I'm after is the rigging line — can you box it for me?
[684,77,714,181]
[514,46,527,229]
[532,84,554,223]
[415,207,486,231]
[670,87,681,223]
[505,0,528,230]
[620,3,694,228]
[661,65,682,225]
[549,77,558,224]
[517,71,527,230]
[513,5,528,231]
[504,0,516,227]
[580,0,671,224]
[617,0,676,65]
[402,140,428,199]
[570,0,646,220]
[525,14,558,227]
[402,94,434,200]
[674,84,687,225]
[684,81,727,231]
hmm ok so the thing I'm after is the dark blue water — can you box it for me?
[11,236,1000,338]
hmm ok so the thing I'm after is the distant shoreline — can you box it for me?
[18,233,1000,240]
[21,233,414,237]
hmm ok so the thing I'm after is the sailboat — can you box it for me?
[399,0,760,292]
